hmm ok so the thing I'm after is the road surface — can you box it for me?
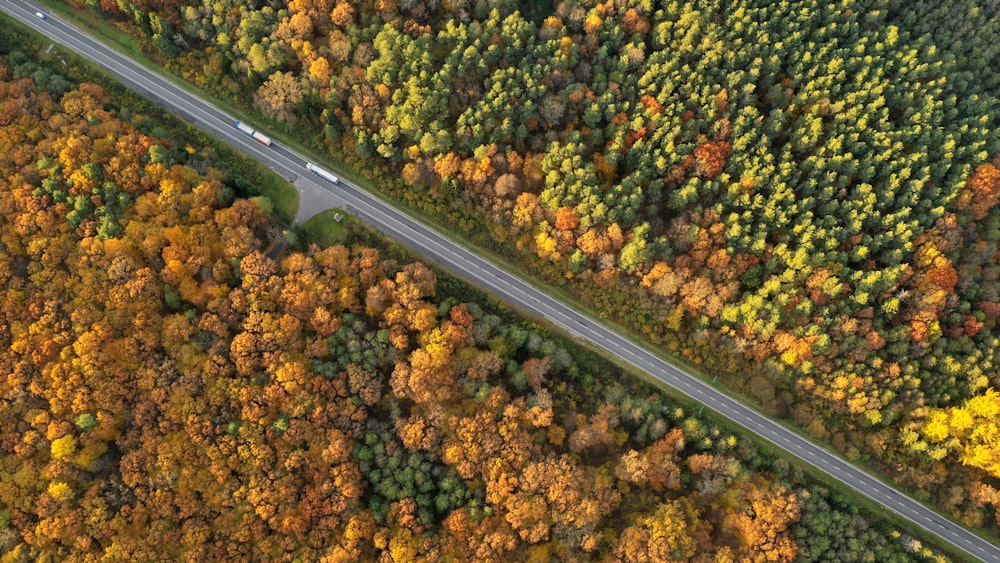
[4,3,998,560]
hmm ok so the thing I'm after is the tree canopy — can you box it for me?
[0,49,947,560]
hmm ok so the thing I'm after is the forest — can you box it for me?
[0,35,955,559]
[47,0,1000,535]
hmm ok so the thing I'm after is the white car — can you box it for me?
[35,11,46,19]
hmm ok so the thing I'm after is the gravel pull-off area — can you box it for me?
[293,174,345,225]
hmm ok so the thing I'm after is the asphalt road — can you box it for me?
[5,3,999,560]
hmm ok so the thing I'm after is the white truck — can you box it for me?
[234,121,254,136]
[251,131,272,146]
[306,162,339,185]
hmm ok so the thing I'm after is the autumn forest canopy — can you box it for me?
[6,0,1000,557]
[0,44,952,560]
[56,0,1000,536]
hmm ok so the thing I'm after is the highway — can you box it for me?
[4,3,998,560]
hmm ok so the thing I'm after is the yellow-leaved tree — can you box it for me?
[922,388,1000,477]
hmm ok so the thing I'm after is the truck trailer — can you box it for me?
[306,162,339,185]
[251,131,273,146]
[234,121,254,136]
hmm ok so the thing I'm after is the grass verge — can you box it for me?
[296,209,351,248]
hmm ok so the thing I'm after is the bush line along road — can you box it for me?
[4,2,997,560]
